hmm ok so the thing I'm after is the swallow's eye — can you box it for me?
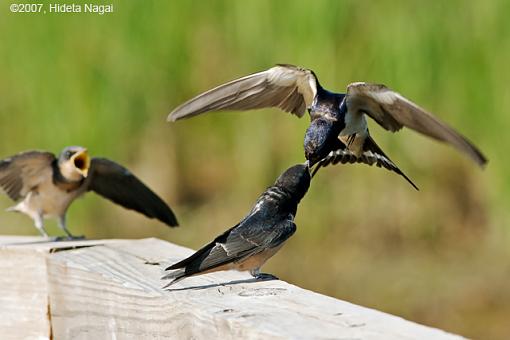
[65,150,75,159]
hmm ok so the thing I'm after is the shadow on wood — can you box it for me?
[0,236,464,340]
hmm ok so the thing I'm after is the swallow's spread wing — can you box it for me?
[346,82,487,166]
[313,136,419,190]
[85,158,178,227]
[0,151,55,201]
[168,64,318,121]
[163,214,296,283]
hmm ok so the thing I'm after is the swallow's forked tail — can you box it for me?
[161,267,188,288]
[161,238,220,288]
[312,136,419,190]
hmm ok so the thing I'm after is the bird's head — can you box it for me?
[274,163,311,202]
[304,118,339,166]
[58,146,91,181]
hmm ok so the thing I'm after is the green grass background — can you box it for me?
[1,1,509,338]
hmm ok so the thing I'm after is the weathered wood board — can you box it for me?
[0,236,464,340]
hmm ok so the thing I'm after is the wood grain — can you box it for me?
[0,236,465,340]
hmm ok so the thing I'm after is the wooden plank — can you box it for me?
[0,237,464,339]
[0,237,122,340]
[0,246,50,340]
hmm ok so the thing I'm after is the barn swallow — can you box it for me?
[162,163,310,287]
[168,64,487,190]
[0,146,178,239]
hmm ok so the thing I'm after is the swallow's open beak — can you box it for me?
[71,149,90,177]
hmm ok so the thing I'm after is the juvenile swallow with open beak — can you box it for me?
[0,146,178,239]
[168,64,487,190]
[162,163,310,287]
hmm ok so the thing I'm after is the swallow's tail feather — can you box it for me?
[161,235,223,288]
[162,226,240,288]
[161,268,188,288]
[6,201,24,213]
[361,136,419,190]
[161,252,206,288]
[312,136,419,190]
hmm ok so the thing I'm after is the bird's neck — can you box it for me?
[260,186,298,215]
[52,161,84,192]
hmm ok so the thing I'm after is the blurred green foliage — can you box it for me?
[1,1,509,338]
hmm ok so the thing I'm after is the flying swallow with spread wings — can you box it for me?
[168,64,487,190]
[0,146,179,239]
[162,163,310,287]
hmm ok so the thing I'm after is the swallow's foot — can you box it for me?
[254,272,279,281]
[54,235,86,241]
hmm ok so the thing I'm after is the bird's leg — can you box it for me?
[57,215,71,237]
[57,215,84,240]
[33,214,49,238]
[250,268,279,281]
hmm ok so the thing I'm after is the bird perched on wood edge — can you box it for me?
[162,163,310,287]
[0,146,179,239]
[168,64,487,190]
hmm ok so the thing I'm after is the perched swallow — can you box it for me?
[162,163,310,287]
[0,146,178,239]
[168,64,487,190]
